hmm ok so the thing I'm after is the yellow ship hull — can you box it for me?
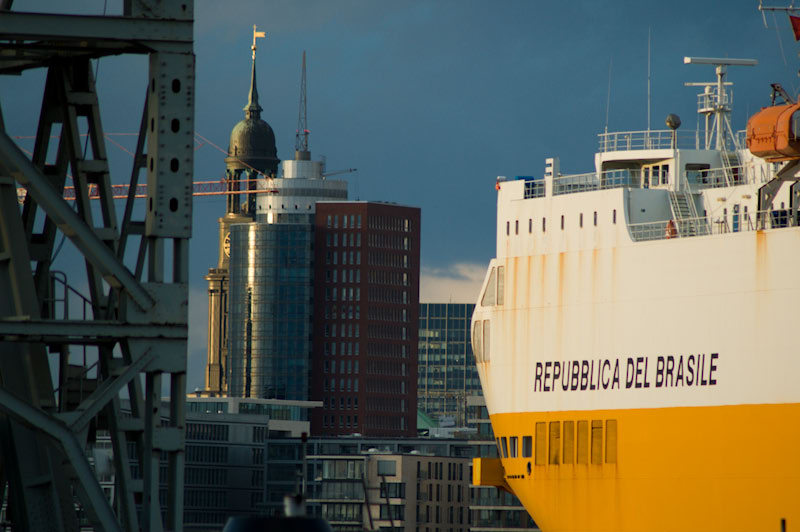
[488,403,800,531]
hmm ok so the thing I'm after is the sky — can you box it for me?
[3,0,799,390]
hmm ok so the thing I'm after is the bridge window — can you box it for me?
[481,267,496,306]
[482,320,491,362]
[522,436,532,458]
[472,320,483,362]
[509,436,518,458]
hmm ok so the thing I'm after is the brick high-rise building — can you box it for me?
[311,202,420,437]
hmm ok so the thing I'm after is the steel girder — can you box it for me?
[0,2,194,531]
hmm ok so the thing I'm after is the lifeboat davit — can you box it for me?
[747,101,800,161]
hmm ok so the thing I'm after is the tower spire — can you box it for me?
[295,50,310,160]
[244,25,266,119]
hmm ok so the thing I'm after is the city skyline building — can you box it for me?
[204,40,347,399]
[204,28,280,395]
[309,450,471,532]
[417,303,480,427]
[311,202,421,437]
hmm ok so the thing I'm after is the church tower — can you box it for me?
[204,26,279,395]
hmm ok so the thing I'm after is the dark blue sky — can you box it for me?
[2,1,797,389]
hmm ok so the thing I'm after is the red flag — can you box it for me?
[790,14,800,41]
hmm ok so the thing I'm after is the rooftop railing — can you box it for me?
[598,129,699,152]
[629,209,797,242]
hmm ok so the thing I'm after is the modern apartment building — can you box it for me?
[310,451,471,532]
[310,202,421,437]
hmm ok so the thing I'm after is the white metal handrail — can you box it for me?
[629,209,796,242]
[552,169,638,195]
[598,130,698,152]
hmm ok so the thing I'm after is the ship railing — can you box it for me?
[687,163,771,190]
[629,209,798,242]
[598,129,698,152]
[552,169,639,196]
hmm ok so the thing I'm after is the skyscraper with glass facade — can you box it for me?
[227,223,315,399]
[417,303,480,427]
[205,47,347,399]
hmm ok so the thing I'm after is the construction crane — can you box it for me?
[323,168,357,178]
[16,173,356,203]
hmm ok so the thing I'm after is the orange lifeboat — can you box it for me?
[747,101,800,160]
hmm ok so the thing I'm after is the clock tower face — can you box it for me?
[223,232,231,258]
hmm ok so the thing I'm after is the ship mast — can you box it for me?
[684,57,757,150]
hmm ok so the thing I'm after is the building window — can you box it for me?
[579,213,583,228]
[528,218,532,233]
[542,217,546,232]
[561,215,564,230]
[613,209,617,224]
[327,215,332,228]
[377,460,397,476]
[515,220,519,235]
[506,221,509,235]
[593,211,597,226]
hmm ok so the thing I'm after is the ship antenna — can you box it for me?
[604,57,613,134]
[684,57,757,150]
[295,50,310,161]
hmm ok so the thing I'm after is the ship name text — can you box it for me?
[533,354,719,392]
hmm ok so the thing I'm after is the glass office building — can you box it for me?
[227,221,315,400]
[417,303,480,427]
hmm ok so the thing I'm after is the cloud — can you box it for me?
[420,262,486,304]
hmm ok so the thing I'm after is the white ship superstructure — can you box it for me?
[471,58,800,531]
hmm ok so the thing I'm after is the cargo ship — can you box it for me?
[471,56,800,531]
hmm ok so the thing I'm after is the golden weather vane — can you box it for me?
[252,25,266,60]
